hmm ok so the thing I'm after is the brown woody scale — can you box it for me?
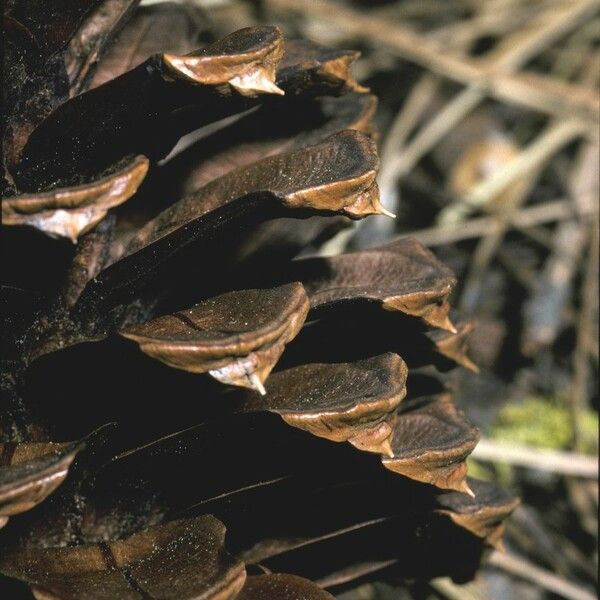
[0,2,517,598]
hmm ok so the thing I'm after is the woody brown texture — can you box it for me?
[1,1,516,597]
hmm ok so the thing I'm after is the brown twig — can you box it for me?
[456,44,598,312]
[378,75,441,202]
[269,0,600,124]
[370,0,599,216]
[522,140,599,353]
[570,219,599,447]
[439,118,590,225]
[471,439,599,478]
[427,3,543,48]
[430,577,491,600]
[487,551,597,600]
[395,199,586,247]
[508,505,599,581]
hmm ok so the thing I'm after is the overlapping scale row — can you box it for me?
[1,2,516,597]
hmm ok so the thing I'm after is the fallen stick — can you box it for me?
[522,220,588,352]
[523,140,598,352]
[471,438,599,479]
[395,199,591,246]
[487,551,597,600]
[430,577,491,600]
[270,0,600,124]
[438,118,590,224]
[368,0,599,212]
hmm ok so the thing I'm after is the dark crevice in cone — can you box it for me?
[14,332,471,493]
[0,408,513,562]
[278,304,476,373]
[15,335,229,442]
[0,413,408,548]
[112,92,376,281]
[11,30,365,198]
[0,406,516,592]
[0,414,506,561]
[3,1,142,191]
[228,215,353,276]
[221,475,444,562]
[0,226,76,297]
[71,130,381,335]
[2,17,69,194]
[155,92,377,202]
[14,26,285,194]
[242,483,516,586]
[1,287,44,361]
[5,1,107,61]
[260,513,486,587]
[15,345,409,449]
[1,404,501,549]
[404,372,449,401]
[225,475,505,585]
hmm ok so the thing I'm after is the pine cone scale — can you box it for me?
[1,5,518,597]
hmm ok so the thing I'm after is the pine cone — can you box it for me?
[1,2,517,598]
